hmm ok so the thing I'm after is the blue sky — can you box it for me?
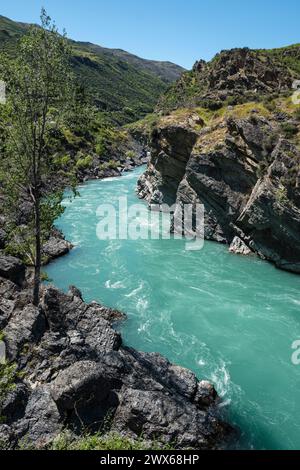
[1,0,300,69]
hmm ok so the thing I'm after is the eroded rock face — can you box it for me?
[137,113,300,273]
[112,387,224,449]
[137,123,198,206]
[0,280,232,450]
[205,48,293,101]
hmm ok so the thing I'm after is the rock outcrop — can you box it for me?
[0,263,232,450]
[229,237,252,256]
[137,110,300,273]
[0,255,26,287]
[158,46,300,112]
[42,229,73,264]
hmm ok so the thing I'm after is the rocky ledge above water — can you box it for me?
[137,108,300,273]
[0,255,232,450]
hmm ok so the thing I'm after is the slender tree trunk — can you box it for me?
[33,189,41,307]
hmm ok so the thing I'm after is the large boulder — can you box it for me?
[0,255,25,286]
[3,305,46,361]
[112,387,226,449]
[41,286,122,353]
[1,383,29,424]
[50,360,122,410]
[12,387,63,449]
[42,237,72,263]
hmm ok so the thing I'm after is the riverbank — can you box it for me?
[42,150,149,265]
[0,258,233,449]
[0,134,148,268]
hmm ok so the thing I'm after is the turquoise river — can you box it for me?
[46,166,300,450]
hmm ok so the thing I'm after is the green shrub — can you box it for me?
[53,154,71,168]
[126,113,158,136]
[125,150,135,159]
[95,142,106,156]
[51,432,149,451]
[62,128,82,148]
[50,431,174,451]
[280,122,299,139]
[0,361,17,422]
[275,187,289,204]
[76,155,93,170]
[109,159,119,169]
[293,108,300,122]
[123,107,134,116]
[99,160,119,171]
[263,97,277,112]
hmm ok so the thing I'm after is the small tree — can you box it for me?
[0,9,74,306]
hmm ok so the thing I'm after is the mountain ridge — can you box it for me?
[157,44,300,112]
[0,14,184,82]
[0,14,184,124]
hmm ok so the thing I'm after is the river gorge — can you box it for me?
[45,166,300,450]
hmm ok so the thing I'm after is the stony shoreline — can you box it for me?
[0,255,233,450]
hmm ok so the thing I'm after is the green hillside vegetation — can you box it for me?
[75,41,184,83]
[0,15,184,125]
[0,15,28,41]
[258,43,300,75]
[130,97,300,155]
[70,41,169,124]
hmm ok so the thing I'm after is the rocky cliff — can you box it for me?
[137,103,300,273]
[0,256,232,450]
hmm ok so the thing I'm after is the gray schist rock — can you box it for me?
[0,280,232,450]
[229,237,252,256]
[137,114,300,273]
[0,255,25,286]
[42,237,73,263]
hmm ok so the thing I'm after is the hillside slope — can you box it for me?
[158,45,300,112]
[0,15,184,124]
[75,41,184,84]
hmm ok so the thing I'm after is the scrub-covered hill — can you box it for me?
[0,14,184,125]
